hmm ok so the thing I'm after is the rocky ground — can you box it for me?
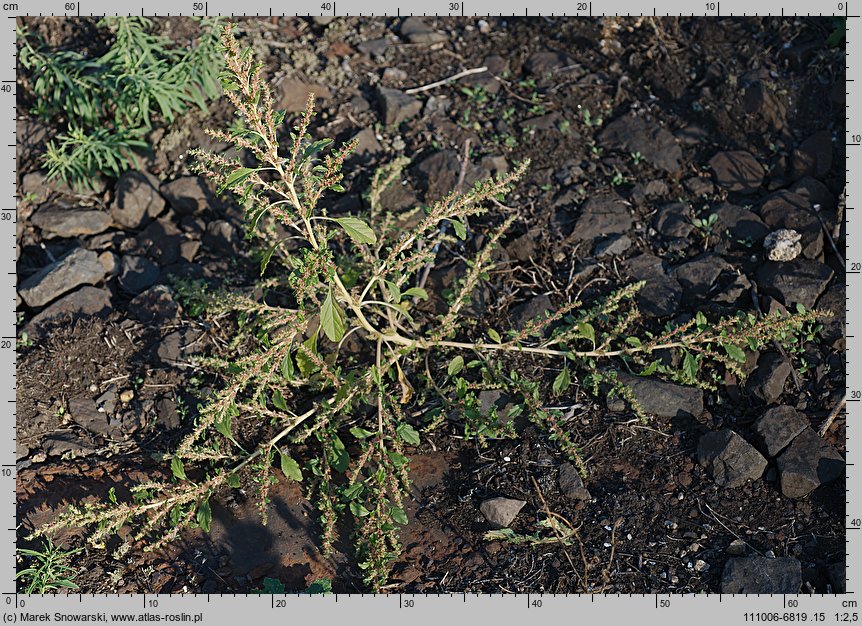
[16,16,846,594]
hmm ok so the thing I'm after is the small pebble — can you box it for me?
[119,390,135,403]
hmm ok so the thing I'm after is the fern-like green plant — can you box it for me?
[18,16,222,190]
[29,24,830,592]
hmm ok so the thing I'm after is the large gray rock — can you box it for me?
[698,430,767,488]
[399,17,447,43]
[119,255,159,294]
[19,247,106,308]
[24,286,112,338]
[111,170,165,229]
[31,206,110,237]
[377,88,421,126]
[607,371,703,419]
[626,254,682,318]
[755,259,834,310]
[570,194,632,240]
[747,352,792,404]
[720,557,802,593]
[599,116,683,174]
[777,427,844,498]
[161,176,218,215]
[710,150,764,194]
[752,405,809,457]
[480,497,526,529]
[673,253,732,300]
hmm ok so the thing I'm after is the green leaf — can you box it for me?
[402,287,428,301]
[217,167,257,194]
[296,333,319,377]
[170,456,187,481]
[320,289,347,343]
[640,360,659,376]
[723,343,746,363]
[488,329,502,343]
[578,322,596,347]
[396,423,420,446]
[329,435,349,473]
[336,216,377,244]
[552,368,571,396]
[385,280,401,303]
[279,451,303,482]
[350,501,371,517]
[271,389,288,411]
[682,351,698,381]
[452,219,467,240]
[349,426,375,439]
[227,473,241,488]
[448,355,465,376]
[197,499,212,532]
[387,451,409,467]
[280,352,295,381]
[259,240,281,276]
[390,506,409,525]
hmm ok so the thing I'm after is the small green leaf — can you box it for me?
[640,360,659,376]
[448,355,465,376]
[272,389,288,411]
[683,351,698,381]
[320,289,347,343]
[171,456,187,481]
[280,353,295,381]
[578,322,596,347]
[488,329,502,343]
[390,506,409,525]
[296,333,319,377]
[259,240,281,276]
[388,451,409,467]
[385,280,402,303]
[552,368,571,396]
[723,343,746,363]
[402,287,429,301]
[349,501,371,517]
[279,451,303,482]
[329,435,349,473]
[217,167,257,194]
[227,473,241,488]
[350,426,375,439]
[197,500,212,532]
[336,216,377,244]
[396,423,421,446]
[452,219,467,240]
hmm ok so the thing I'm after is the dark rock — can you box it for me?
[755,259,834,309]
[791,130,833,179]
[753,405,809,457]
[19,247,106,308]
[816,284,846,347]
[480,497,526,529]
[25,286,112,338]
[759,191,823,259]
[570,193,632,240]
[160,177,218,215]
[414,150,486,201]
[599,116,683,174]
[653,203,693,238]
[506,229,540,262]
[742,79,787,131]
[524,51,576,77]
[157,328,205,365]
[377,87,422,126]
[789,177,836,213]
[607,371,703,419]
[777,427,844,499]
[594,234,631,257]
[155,395,181,430]
[523,112,563,132]
[510,294,553,330]
[683,176,715,197]
[277,78,331,112]
[31,205,110,238]
[203,220,239,254]
[350,128,383,161]
[460,55,508,94]
[399,17,447,43]
[558,463,591,501]
[41,432,97,458]
[111,171,165,229]
[697,430,768,488]
[709,151,764,194]
[68,396,123,439]
[672,253,731,299]
[119,255,160,294]
[713,203,769,243]
[626,254,682,317]
[136,218,184,266]
[747,352,792,404]
[720,557,802,593]
[827,561,846,593]
[129,284,179,325]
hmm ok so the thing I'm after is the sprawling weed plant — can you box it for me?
[18,16,222,189]
[30,25,827,591]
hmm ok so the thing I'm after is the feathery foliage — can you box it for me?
[29,24,830,591]
[18,16,222,190]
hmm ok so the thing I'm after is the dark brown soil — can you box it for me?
[16,16,846,594]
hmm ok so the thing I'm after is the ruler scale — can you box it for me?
[8,2,856,624]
